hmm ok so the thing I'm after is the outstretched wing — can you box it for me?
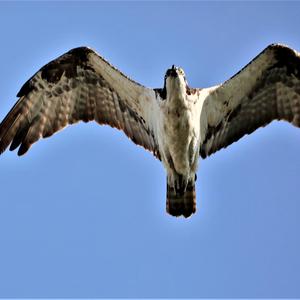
[200,44,300,158]
[0,47,160,158]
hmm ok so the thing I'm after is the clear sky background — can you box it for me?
[0,1,300,298]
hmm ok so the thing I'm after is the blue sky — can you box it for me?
[0,1,300,298]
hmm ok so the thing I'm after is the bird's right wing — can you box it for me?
[0,47,160,158]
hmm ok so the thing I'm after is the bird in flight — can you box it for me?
[0,44,300,218]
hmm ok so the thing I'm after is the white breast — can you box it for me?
[157,85,201,176]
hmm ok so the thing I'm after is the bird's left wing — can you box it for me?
[0,47,160,158]
[200,44,300,158]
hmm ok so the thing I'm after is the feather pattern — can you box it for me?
[200,44,300,158]
[0,47,160,158]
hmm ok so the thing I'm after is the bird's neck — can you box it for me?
[166,79,187,107]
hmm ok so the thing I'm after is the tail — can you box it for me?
[166,179,196,218]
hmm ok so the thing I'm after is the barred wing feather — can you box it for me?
[200,44,300,158]
[0,47,160,158]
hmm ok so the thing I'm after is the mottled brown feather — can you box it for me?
[0,47,160,158]
[200,44,300,158]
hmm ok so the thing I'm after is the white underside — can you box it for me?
[156,76,202,188]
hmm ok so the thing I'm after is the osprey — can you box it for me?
[0,44,300,218]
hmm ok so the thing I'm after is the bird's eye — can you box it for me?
[178,68,185,76]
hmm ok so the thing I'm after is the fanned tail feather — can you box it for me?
[166,180,196,218]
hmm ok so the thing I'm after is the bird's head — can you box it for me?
[163,65,188,99]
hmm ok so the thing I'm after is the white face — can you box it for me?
[176,67,185,77]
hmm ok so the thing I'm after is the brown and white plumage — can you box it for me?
[200,44,300,158]
[1,43,300,218]
[0,47,160,158]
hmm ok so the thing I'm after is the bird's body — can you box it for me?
[1,44,300,218]
[155,68,201,216]
[159,73,199,177]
